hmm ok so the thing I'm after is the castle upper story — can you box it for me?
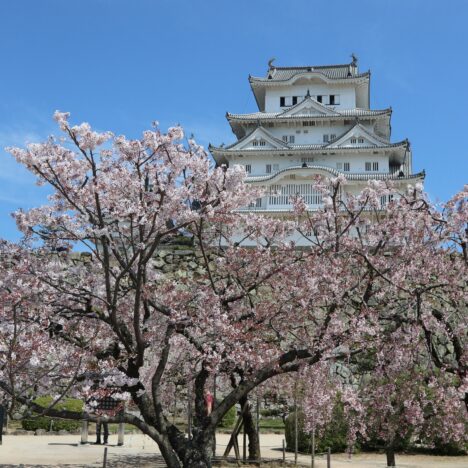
[249,56,369,113]
[209,57,424,199]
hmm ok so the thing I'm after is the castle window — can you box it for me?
[266,164,272,174]
[330,134,336,141]
[358,137,364,144]
[282,135,288,142]
[323,134,329,143]
[365,162,379,172]
[336,162,343,170]
[252,140,258,146]
[302,121,315,127]
[344,162,350,172]
[249,197,263,208]
[301,157,314,163]
[259,139,266,146]
[280,96,296,107]
[245,164,251,173]
[273,163,279,172]
[329,95,340,105]
[316,95,323,103]
[289,135,295,144]
[351,138,357,144]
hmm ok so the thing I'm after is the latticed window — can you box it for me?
[380,194,394,207]
[249,198,262,208]
[268,184,323,206]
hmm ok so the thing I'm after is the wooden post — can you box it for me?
[80,420,89,444]
[117,422,124,446]
[327,447,331,468]
[102,447,108,468]
[213,375,217,457]
[256,395,261,460]
[256,396,260,433]
[282,438,286,463]
[187,382,192,440]
[117,407,125,446]
[0,404,4,445]
[242,424,246,462]
[311,428,315,468]
[294,382,298,466]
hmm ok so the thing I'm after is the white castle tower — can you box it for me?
[209,56,424,214]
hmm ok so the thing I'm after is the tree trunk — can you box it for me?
[182,433,214,468]
[385,445,396,467]
[239,395,261,463]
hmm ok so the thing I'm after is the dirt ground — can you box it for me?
[0,432,467,467]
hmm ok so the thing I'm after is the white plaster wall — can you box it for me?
[231,152,389,176]
[264,84,357,112]
[267,123,375,145]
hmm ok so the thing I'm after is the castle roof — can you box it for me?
[209,122,404,156]
[249,63,369,83]
[245,165,424,183]
[227,108,390,121]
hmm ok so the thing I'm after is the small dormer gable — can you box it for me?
[225,126,289,151]
[280,93,339,117]
[326,123,389,148]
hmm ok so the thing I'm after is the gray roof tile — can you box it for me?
[250,63,370,83]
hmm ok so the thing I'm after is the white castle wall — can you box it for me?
[264,83,357,112]
[232,152,390,175]
[265,122,374,145]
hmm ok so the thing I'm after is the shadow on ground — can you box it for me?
[0,453,168,468]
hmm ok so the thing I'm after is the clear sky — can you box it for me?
[1,0,467,240]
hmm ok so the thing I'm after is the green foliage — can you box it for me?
[427,439,468,456]
[260,407,283,417]
[21,396,83,432]
[219,405,236,428]
[285,400,349,453]
[259,418,285,431]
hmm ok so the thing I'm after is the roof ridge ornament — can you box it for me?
[305,89,311,98]
[351,53,358,66]
[268,57,276,69]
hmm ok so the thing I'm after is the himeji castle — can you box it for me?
[209,56,424,213]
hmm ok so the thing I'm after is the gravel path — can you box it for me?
[0,433,467,467]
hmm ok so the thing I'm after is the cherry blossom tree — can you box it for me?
[297,183,468,466]
[0,112,466,468]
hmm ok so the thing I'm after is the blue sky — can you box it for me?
[1,0,467,240]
